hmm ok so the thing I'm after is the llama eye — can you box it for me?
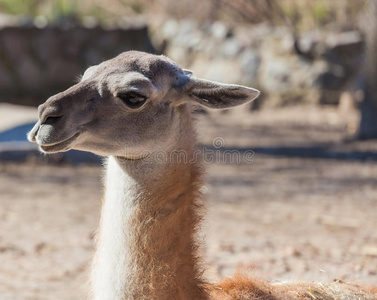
[118,92,147,109]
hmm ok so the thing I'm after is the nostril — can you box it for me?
[43,115,63,125]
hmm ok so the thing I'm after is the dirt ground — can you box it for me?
[1,105,377,299]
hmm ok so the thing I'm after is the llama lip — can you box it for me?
[39,132,80,153]
[27,121,41,143]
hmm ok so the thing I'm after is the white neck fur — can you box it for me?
[91,120,208,300]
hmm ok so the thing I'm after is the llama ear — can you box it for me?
[81,65,99,82]
[183,69,193,76]
[181,76,260,109]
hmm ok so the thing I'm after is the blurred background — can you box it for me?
[1,0,377,299]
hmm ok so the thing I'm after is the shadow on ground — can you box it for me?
[0,123,101,164]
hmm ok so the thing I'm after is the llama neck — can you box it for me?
[91,142,208,299]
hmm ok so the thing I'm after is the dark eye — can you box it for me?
[118,92,147,109]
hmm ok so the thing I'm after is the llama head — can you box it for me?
[28,51,259,158]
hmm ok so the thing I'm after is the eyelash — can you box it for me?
[118,92,147,109]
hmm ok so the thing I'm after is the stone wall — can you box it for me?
[0,23,155,106]
[153,19,364,108]
[0,17,365,109]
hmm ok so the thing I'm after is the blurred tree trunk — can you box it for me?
[358,0,377,139]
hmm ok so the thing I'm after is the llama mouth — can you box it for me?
[39,132,81,153]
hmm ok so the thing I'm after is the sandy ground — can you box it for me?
[0,104,377,299]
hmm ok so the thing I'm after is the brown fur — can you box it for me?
[209,272,377,299]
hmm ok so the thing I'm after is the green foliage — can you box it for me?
[49,0,78,22]
[313,0,335,25]
[0,0,81,23]
[87,5,107,22]
[130,2,143,14]
[281,5,300,25]
[0,0,367,30]
[273,0,365,32]
[312,0,330,24]
[0,0,40,16]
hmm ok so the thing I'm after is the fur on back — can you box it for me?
[209,272,377,300]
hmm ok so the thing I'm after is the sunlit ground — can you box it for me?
[1,105,377,299]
